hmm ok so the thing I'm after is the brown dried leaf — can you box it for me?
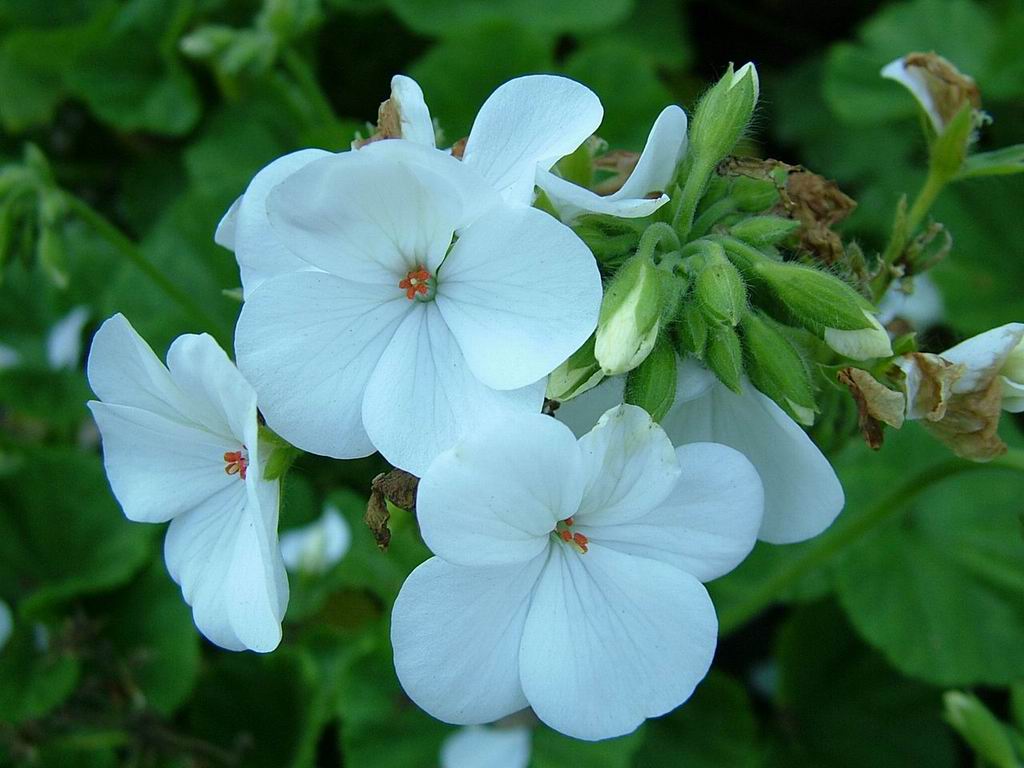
[838,367,906,449]
[363,469,420,551]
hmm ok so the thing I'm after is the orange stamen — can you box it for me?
[223,448,249,480]
[399,267,432,300]
[572,532,589,554]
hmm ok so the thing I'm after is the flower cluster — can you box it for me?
[84,63,1020,742]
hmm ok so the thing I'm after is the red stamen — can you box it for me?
[572,532,589,553]
[223,447,249,480]
[399,267,432,300]
[559,530,573,542]
[564,517,574,526]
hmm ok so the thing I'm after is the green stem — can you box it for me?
[636,222,681,264]
[280,48,341,131]
[871,166,947,300]
[64,194,228,337]
[690,198,737,240]
[672,156,715,241]
[719,449,1024,635]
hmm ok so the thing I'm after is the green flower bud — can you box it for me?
[731,174,780,212]
[689,62,759,168]
[595,254,662,375]
[676,301,708,359]
[547,334,605,402]
[706,324,743,393]
[741,311,816,425]
[624,336,677,423]
[755,259,893,360]
[36,225,68,289]
[943,692,1018,768]
[573,214,645,270]
[695,248,746,327]
[729,215,801,247]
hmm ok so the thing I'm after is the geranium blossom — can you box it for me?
[235,143,601,475]
[557,356,844,544]
[87,314,287,652]
[440,725,532,768]
[391,405,763,740]
[280,505,351,575]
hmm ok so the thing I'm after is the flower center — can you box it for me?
[553,516,589,554]
[399,266,435,301]
[223,447,249,480]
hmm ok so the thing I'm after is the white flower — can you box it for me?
[87,314,287,652]
[441,725,532,768]
[881,53,980,134]
[536,105,688,224]
[941,324,1024,412]
[279,505,351,575]
[46,306,90,370]
[391,404,763,741]
[235,143,601,475]
[823,310,893,360]
[0,600,11,654]
[557,356,844,544]
[878,275,944,329]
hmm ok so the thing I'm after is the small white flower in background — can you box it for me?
[557,356,844,545]
[440,725,532,768]
[0,600,12,654]
[897,323,1024,460]
[392,405,763,741]
[235,143,601,476]
[87,314,288,652]
[280,505,351,576]
[881,52,980,135]
[878,275,944,330]
[46,305,90,370]
[0,344,20,371]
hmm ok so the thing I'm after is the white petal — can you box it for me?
[87,314,196,423]
[554,376,625,436]
[417,411,584,567]
[881,57,943,132]
[662,375,844,544]
[230,149,331,297]
[537,105,687,223]
[942,323,1024,394]
[267,149,463,283]
[1001,377,1024,412]
[519,544,716,741]
[46,305,89,370]
[436,205,602,390]
[877,274,944,328]
[823,311,893,360]
[583,443,762,582]
[390,75,435,147]
[235,272,411,459]
[361,302,545,476]
[88,402,242,523]
[441,726,532,768]
[279,505,352,575]
[0,600,12,653]
[574,404,680,526]
[392,555,546,725]
[164,475,286,652]
[463,75,603,204]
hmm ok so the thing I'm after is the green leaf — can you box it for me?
[776,601,957,768]
[187,648,318,768]
[532,727,641,767]
[957,144,1024,179]
[96,562,200,715]
[0,620,80,724]
[632,672,762,767]
[834,426,1024,686]
[409,23,554,141]
[388,0,632,36]
[0,447,153,614]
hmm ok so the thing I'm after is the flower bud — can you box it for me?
[706,324,743,393]
[595,254,662,375]
[624,336,677,423]
[755,260,893,360]
[689,62,759,167]
[547,334,604,402]
[943,692,1018,768]
[729,215,801,247]
[675,301,708,359]
[695,248,746,327]
[881,53,980,136]
[741,311,816,425]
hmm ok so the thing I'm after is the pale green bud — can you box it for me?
[36,225,68,290]
[676,301,708,359]
[741,311,816,425]
[595,255,662,375]
[729,215,800,247]
[756,260,893,360]
[547,334,605,402]
[689,62,759,167]
[695,249,746,326]
[930,103,974,182]
[943,692,1018,768]
[624,336,677,423]
[706,324,743,393]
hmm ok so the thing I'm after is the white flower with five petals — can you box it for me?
[391,404,763,741]
[235,143,602,475]
[87,314,287,652]
[440,725,532,768]
[557,356,844,544]
[279,505,351,576]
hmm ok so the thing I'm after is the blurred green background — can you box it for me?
[1,0,1023,765]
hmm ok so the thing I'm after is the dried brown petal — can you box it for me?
[900,352,965,421]
[922,374,1007,461]
[903,52,982,129]
[364,468,420,551]
[838,367,906,450]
